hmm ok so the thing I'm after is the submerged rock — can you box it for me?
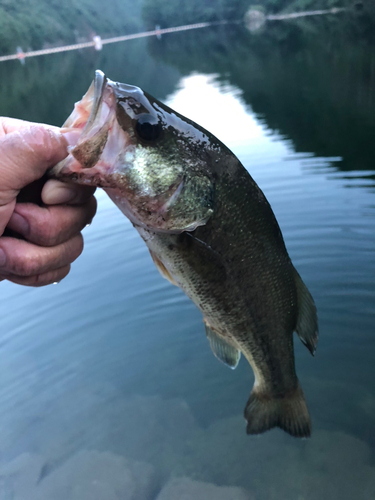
[0,450,156,500]
[0,453,44,500]
[168,415,375,500]
[3,384,198,478]
[156,477,253,500]
[2,383,375,500]
[32,451,156,500]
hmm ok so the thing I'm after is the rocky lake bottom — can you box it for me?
[1,380,375,500]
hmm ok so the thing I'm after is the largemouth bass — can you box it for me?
[51,70,318,438]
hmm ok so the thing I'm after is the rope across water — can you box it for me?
[0,22,222,63]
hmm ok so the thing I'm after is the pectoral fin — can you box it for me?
[204,322,241,369]
[293,269,318,356]
[149,250,177,286]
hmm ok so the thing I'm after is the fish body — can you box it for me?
[52,71,318,437]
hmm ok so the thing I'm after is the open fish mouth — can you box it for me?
[63,69,108,135]
[53,70,129,186]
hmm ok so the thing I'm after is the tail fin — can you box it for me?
[244,383,311,438]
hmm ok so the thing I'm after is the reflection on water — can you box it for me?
[150,16,375,175]
[0,38,180,126]
[0,18,375,500]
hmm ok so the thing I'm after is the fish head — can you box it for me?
[52,70,215,233]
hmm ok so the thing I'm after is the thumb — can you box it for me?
[0,124,69,202]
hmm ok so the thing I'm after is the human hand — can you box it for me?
[0,117,96,286]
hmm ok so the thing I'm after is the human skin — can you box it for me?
[0,117,97,286]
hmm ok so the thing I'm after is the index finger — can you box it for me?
[0,125,69,200]
[0,117,60,137]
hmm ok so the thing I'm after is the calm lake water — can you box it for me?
[1,17,375,500]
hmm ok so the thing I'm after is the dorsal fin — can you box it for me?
[293,269,318,356]
[204,321,241,369]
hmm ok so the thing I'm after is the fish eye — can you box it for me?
[135,114,162,141]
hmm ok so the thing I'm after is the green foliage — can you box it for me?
[142,0,251,28]
[1,0,372,56]
[0,0,144,55]
[284,0,349,12]
[142,0,369,27]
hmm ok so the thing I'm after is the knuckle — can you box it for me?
[90,195,98,215]
[16,265,71,287]
[28,208,63,247]
[72,234,84,259]
[70,186,97,206]
[14,253,39,276]
[84,197,97,224]
[35,223,55,247]
[22,274,43,287]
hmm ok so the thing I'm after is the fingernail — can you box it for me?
[0,248,6,267]
[44,184,77,204]
[7,213,30,236]
[61,128,81,147]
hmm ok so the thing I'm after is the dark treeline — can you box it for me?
[1,0,372,56]
[0,0,144,56]
[141,0,366,28]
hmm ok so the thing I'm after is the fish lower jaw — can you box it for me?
[52,154,120,188]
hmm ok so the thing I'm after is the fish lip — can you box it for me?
[51,70,119,178]
[78,70,109,144]
[82,69,107,133]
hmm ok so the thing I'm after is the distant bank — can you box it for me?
[1,0,373,57]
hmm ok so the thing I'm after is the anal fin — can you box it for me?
[204,321,241,369]
[149,250,178,286]
[293,268,319,356]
